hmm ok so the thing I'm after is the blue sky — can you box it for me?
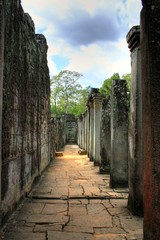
[21,0,142,88]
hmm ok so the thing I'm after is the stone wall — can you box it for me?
[66,114,77,143]
[1,0,51,219]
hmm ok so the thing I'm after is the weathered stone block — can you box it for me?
[100,98,111,173]
[141,1,160,239]
[126,26,143,216]
[110,80,128,188]
[1,0,51,221]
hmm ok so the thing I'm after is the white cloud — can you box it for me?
[21,0,142,87]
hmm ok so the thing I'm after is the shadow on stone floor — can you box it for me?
[1,144,143,240]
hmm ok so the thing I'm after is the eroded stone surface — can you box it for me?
[48,231,94,240]
[4,232,46,240]
[2,145,143,240]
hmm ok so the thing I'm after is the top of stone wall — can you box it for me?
[87,88,105,106]
[24,13,35,33]
[66,114,77,122]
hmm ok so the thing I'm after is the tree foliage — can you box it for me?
[99,73,120,98]
[50,70,90,116]
[99,72,131,108]
[122,73,131,95]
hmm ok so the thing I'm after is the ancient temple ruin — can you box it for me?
[0,0,52,221]
[0,1,160,239]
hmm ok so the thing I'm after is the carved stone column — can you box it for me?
[141,1,160,238]
[86,108,90,155]
[77,117,81,147]
[110,80,128,188]
[89,101,94,161]
[100,98,111,173]
[78,114,83,149]
[82,113,85,150]
[93,95,103,166]
[126,26,143,216]
[84,111,87,151]
[0,0,4,224]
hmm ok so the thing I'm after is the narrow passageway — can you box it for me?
[2,145,143,240]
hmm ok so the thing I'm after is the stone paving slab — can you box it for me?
[2,144,143,240]
[4,232,46,240]
[42,203,68,215]
[34,223,62,232]
[68,205,87,215]
[48,231,94,240]
[68,212,113,228]
[94,227,126,235]
[94,234,126,240]
[64,225,94,234]
[26,214,69,224]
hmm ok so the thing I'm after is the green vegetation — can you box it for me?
[99,72,131,100]
[51,71,131,116]
[99,72,131,110]
[50,70,90,116]
[99,73,120,98]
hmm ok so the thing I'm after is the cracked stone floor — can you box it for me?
[1,144,143,240]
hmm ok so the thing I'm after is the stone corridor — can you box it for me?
[1,145,143,240]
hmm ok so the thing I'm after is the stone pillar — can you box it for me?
[141,1,160,239]
[100,98,111,173]
[84,111,87,151]
[86,108,90,155]
[0,0,4,224]
[126,26,143,216]
[82,113,85,150]
[93,95,103,166]
[89,101,94,161]
[77,117,81,147]
[110,80,128,188]
[79,114,82,148]
[77,118,79,146]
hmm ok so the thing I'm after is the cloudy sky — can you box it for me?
[21,0,142,88]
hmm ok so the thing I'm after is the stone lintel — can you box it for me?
[87,88,99,105]
[126,26,140,52]
[92,94,104,102]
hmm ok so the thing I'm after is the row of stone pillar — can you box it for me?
[77,26,143,220]
[127,1,160,238]
[78,3,160,238]
[77,83,129,188]
[78,89,103,165]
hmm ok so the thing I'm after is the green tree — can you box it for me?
[99,72,131,109]
[122,73,131,94]
[50,70,90,116]
[67,86,91,116]
[99,73,120,98]
[122,73,131,109]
